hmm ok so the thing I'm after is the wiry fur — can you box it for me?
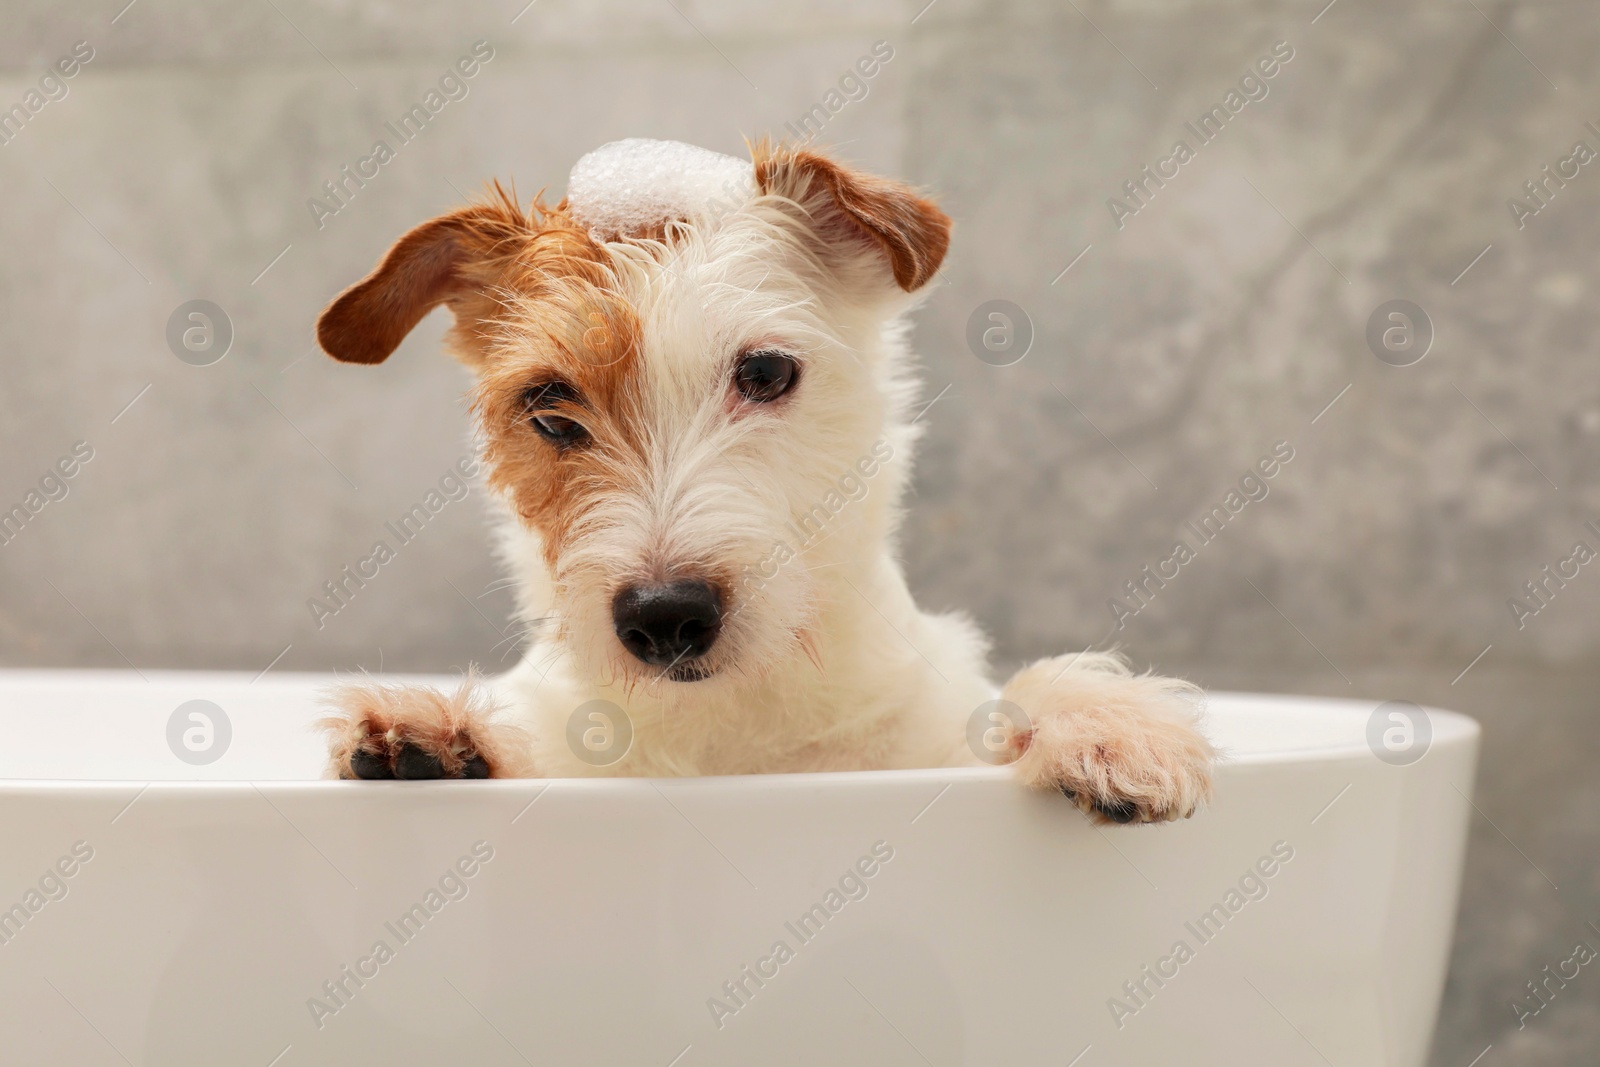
[314,142,1214,823]
[319,674,536,780]
[1002,652,1213,822]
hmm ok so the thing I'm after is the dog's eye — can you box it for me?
[522,383,589,448]
[734,350,799,403]
[531,414,587,447]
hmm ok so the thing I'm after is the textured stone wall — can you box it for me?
[0,1,1595,1062]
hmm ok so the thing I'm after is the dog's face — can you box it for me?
[317,145,949,692]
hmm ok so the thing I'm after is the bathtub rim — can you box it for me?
[0,667,1480,788]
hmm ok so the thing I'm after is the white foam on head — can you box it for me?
[567,138,754,240]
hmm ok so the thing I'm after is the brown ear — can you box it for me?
[317,192,533,365]
[753,145,950,292]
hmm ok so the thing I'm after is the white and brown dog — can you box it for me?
[314,138,1213,824]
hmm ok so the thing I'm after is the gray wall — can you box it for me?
[1,0,1596,1062]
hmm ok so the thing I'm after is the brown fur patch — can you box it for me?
[317,183,540,367]
[317,185,650,566]
[467,208,647,571]
[752,141,951,291]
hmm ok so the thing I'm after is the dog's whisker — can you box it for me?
[488,625,536,661]
[479,577,522,595]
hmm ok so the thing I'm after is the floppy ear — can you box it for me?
[753,145,950,293]
[317,193,533,366]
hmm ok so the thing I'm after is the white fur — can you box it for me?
[326,144,1215,823]
[492,185,991,777]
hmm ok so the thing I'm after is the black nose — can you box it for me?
[612,579,723,668]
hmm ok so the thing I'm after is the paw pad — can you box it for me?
[1060,787,1161,825]
[344,734,492,780]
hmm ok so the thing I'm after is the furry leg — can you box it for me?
[1001,652,1213,824]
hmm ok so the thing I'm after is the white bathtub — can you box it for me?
[0,670,1477,1066]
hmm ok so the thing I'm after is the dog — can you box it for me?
[313,138,1213,824]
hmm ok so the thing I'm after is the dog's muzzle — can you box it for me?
[611,579,723,675]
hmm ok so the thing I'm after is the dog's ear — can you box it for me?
[317,193,533,366]
[753,145,950,293]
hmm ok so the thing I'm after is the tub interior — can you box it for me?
[0,670,1476,781]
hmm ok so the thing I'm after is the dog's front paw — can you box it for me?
[320,678,534,780]
[1028,721,1213,825]
[1001,652,1213,825]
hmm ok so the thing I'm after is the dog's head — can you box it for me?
[317,140,949,691]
